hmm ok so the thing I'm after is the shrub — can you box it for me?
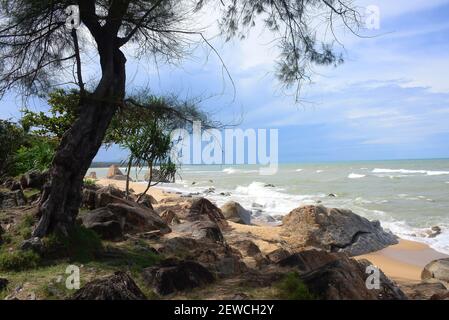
[17,214,36,239]
[0,250,41,271]
[0,120,25,178]
[276,272,315,300]
[83,178,96,187]
[43,225,102,262]
[12,137,56,175]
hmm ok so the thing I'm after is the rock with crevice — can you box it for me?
[142,259,214,295]
[400,281,449,300]
[71,271,146,300]
[183,198,228,229]
[421,258,449,284]
[282,205,398,256]
[174,220,224,243]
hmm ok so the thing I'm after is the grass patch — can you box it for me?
[0,250,41,271]
[42,225,103,262]
[276,272,315,300]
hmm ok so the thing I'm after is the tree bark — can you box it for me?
[33,47,127,237]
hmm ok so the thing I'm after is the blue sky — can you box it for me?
[1,0,449,163]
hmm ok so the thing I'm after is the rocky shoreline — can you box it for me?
[1,172,449,300]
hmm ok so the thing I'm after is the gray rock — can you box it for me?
[267,248,291,263]
[20,237,43,253]
[20,170,48,189]
[83,203,170,240]
[282,205,398,256]
[174,220,224,243]
[220,201,251,225]
[422,258,449,284]
[301,256,407,300]
[142,259,214,295]
[0,189,26,208]
[401,281,449,300]
[71,271,146,300]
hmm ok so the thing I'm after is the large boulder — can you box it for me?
[0,189,26,208]
[421,258,449,284]
[71,271,146,300]
[300,256,407,300]
[174,220,224,243]
[106,165,124,179]
[184,198,228,229]
[158,237,247,277]
[142,259,214,295]
[277,249,343,272]
[83,203,170,240]
[220,201,251,225]
[20,170,48,190]
[282,205,398,256]
[401,282,449,300]
[231,240,269,268]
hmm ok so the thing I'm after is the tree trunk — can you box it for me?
[33,47,127,238]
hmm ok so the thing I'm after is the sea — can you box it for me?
[87,159,449,254]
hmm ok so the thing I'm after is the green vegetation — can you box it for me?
[0,120,26,179]
[11,138,56,177]
[42,225,103,262]
[83,178,96,187]
[276,272,315,300]
[0,250,41,271]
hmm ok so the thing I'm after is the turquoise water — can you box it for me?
[88,159,449,253]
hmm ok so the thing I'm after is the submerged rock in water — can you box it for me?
[281,205,398,256]
[71,271,146,300]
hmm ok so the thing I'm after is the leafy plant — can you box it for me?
[0,250,41,271]
[42,225,102,262]
[0,120,26,178]
[276,272,315,300]
[11,137,56,175]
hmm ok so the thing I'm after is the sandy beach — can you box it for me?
[96,178,448,283]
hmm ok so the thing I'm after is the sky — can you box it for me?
[1,0,449,163]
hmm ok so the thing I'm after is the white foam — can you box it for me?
[372,168,449,176]
[316,170,324,173]
[222,167,237,174]
[348,173,366,179]
[295,169,304,172]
